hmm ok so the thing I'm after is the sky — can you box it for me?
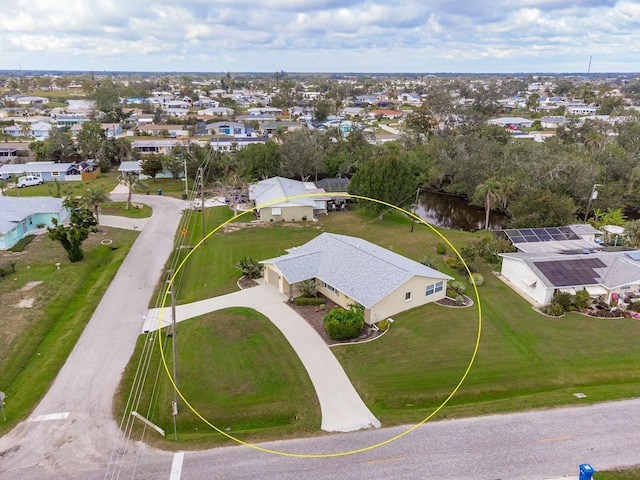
[0,0,639,73]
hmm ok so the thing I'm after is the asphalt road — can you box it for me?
[1,195,639,479]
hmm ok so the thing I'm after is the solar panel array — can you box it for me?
[534,258,606,286]
[626,251,640,261]
[501,227,581,244]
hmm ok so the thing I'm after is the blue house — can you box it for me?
[0,197,69,250]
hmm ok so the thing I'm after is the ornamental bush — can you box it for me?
[323,304,364,340]
[294,297,325,306]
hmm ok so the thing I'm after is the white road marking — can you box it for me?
[170,451,184,480]
[28,412,70,422]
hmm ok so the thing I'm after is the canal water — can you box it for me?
[414,190,505,231]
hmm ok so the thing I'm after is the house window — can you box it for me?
[405,291,412,301]
[324,282,338,294]
[272,208,282,216]
[435,281,444,293]
[52,171,59,176]
[426,284,435,296]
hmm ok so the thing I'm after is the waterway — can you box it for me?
[414,190,506,231]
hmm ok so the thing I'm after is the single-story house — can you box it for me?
[117,160,176,180]
[249,177,330,222]
[197,107,235,117]
[247,107,282,116]
[136,124,189,137]
[367,109,405,120]
[0,196,69,250]
[261,121,305,135]
[540,116,568,129]
[487,117,534,129]
[499,249,640,306]
[0,161,98,182]
[566,105,598,116]
[0,148,18,164]
[131,139,204,155]
[101,123,123,138]
[209,136,267,152]
[261,233,453,324]
[205,121,249,136]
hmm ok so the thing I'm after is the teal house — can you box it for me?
[0,197,69,250]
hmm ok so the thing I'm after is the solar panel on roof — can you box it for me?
[534,258,606,287]
[626,251,640,261]
[500,226,584,244]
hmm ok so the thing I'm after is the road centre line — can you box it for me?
[170,451,184,480]
[28,412,70,422]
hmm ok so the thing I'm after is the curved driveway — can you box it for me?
[145,284,381,432]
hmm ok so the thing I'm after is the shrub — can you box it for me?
[323,304,364,340]
[455,295,466,306]
[376,319,390,331]
[236,256,264,279]
[8,234,36,252]
[448,280,467,295]
[446,288,457,298]
[542,302,565,317]
[553,291,573,311]
[627,301,640,313]
[470,272,484,287]
[457,261,477,276]
[436,242,447,255]
[301,215,307,221]
[459,245,476,261]
[445,257,458,269]
[573,290,591,310]
[420,255,436,269]
[298,279,318,298]
[294,297,325,306]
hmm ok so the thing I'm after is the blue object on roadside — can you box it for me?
[157,189,162,195]
[579,464,595,480]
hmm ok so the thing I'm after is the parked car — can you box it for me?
[17,175,44,188]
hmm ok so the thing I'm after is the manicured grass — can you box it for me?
[101,201,152,218]
[596,467,640,479]
[7,234,36,252]
[138,177,195,199]
[161,205,640,431]
[5,171,121,197]
[0,228,138,435]
[115,307,320,447]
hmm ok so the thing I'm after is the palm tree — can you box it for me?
[472,179,504,230]
[82,187,109,225]
[119,174,143,209]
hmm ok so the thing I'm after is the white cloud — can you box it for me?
[0,0,637,72]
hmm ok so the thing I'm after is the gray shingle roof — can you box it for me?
[261,233,452,308]
[501,250,640,289]
[0,196,64,234]
[249,177,330,209]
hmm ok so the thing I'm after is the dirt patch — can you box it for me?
[17,297,35,308]
[20,280,42,291]
[287,294,384,346]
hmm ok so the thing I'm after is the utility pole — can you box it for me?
[198,167,206,242]
[410,187,420,233]
[583,183,602,223]
[169,271,178,441]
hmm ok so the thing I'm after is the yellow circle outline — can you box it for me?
[158,192,482,458]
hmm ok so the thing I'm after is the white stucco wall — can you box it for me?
[500,257,552,305]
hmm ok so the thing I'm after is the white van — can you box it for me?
[17,175,43,188]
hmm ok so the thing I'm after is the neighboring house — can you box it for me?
[341,107,366,117]
[30,122,52,140]
[487,117,534,129]
[197,107,235,117]
[249,176,330,222]
[11,95,49,105]
[117,160,175,179]
[101,123,123,138]
[0,161,98,182]
[0,148,18,164]
[261,121,305,135]
[566,105,598,116]
[136,124,189,137]
[499,249,640,306]
[540,116,568,129]
[367,109,405,120]
[209,136,268,152]
[205,121,249,136]
[247,107,282,116]
[0,196,69,250]
[53,114,92,128]
[131,139,202,155]
[260,233,453,324]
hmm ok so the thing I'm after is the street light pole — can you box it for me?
[181,155,188,197]
[583,183,602,223]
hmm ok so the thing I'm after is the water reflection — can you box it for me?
[414,190,505,231]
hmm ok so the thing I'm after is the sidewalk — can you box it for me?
[145,284,381,433]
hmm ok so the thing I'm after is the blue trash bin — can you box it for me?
[157,189,162,195]
[579,463,595,480]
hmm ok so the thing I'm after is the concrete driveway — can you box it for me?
[145,284,381,433]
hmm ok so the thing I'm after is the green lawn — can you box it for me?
[101,201,152,218]
[141,205,640,440]
[5,171,121,197]
[0,227,138,434]
[115,307,321,447]
[596,467,640,479]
